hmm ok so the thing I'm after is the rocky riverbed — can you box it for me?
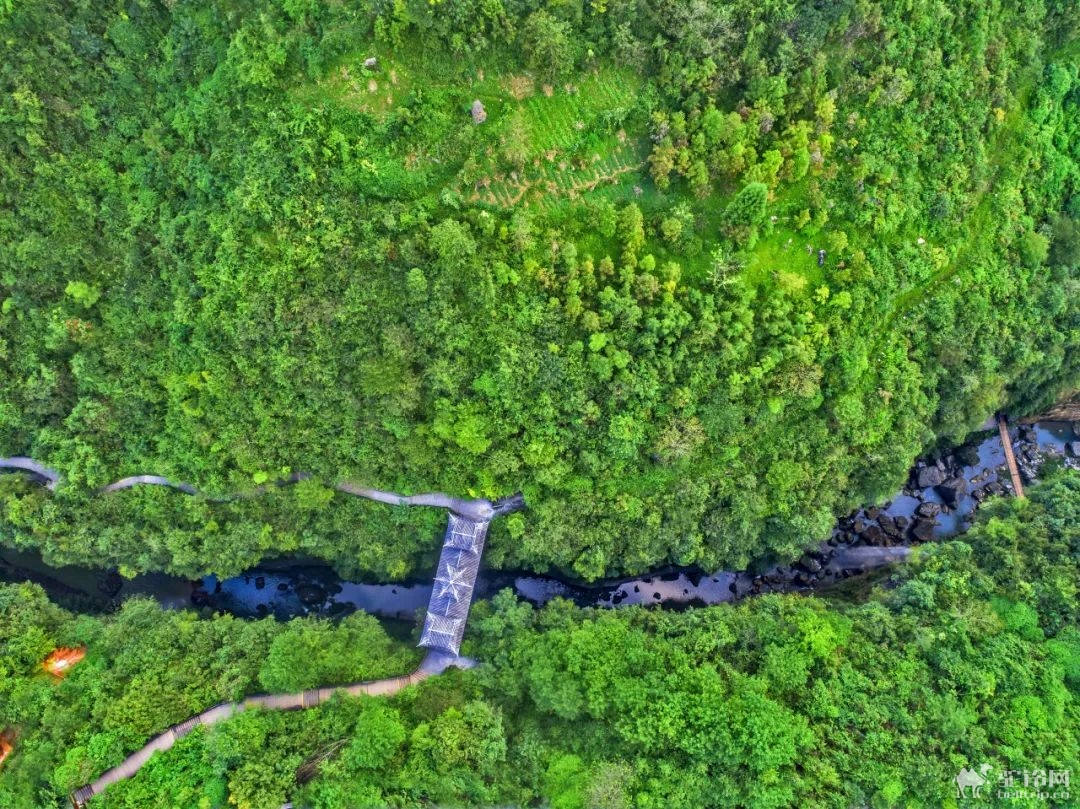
[731,419,1080,601]
[507,419,1080,609]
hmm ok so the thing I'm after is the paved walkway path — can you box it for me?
[69,651,472,808]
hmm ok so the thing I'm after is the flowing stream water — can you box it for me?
[2,421,1078,622]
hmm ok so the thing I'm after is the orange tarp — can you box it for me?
[43,646,86,677]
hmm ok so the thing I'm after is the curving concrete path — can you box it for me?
[0,458,515,521]
[69,651,471,808]
[99,475,199,495]
[0,457,60,490]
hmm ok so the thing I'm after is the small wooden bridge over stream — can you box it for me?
[996,414,1025,498]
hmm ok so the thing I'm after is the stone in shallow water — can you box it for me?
[916,465,944,488]
[879,514,901,538]
[910,518,936,542]
[861,524,884,544]
[935,477,967,508]
[296,584,326,605]
[955,443,981,467]
[916,501,941,518]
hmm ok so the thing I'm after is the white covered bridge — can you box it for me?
[419,513,491,655]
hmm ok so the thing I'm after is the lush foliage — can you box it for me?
[4,2,1079,806]
[0,588,419,808]
[1,0,1078,581]
[3,470,1080,808]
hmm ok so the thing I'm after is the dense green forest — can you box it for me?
[2,469,1079,808]
[2,0,1079,581]
[4,1,1080,806]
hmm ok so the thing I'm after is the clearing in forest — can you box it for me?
[292,50,647,209]
[464,67,646,208]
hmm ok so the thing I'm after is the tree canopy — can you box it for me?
[0,0,1076,582]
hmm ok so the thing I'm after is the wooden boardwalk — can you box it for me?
[997,415,1025,499]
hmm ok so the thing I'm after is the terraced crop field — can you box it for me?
[465,67,647,209]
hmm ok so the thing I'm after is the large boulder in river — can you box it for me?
[916,465,945,488]
[916,501,941,518]
[910,518,936,542]
[1068,441,1080,457]
[296,583,326,605]
[861,524,884,544]
[879,514,902,539]
[935,476,967,508]
[955,443,981,468]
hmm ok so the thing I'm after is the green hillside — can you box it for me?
[2,1,1078,581]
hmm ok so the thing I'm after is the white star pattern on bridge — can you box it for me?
[435,563,469,602]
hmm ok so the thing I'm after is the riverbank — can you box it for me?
[3,421,1077,621]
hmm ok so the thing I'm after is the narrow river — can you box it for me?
[2,421,1078,621]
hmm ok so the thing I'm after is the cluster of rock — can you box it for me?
[1014,422,1080,481]
[740,422,1080,598]
[191,572,332,617]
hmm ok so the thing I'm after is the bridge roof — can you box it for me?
[418,515,490,656]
